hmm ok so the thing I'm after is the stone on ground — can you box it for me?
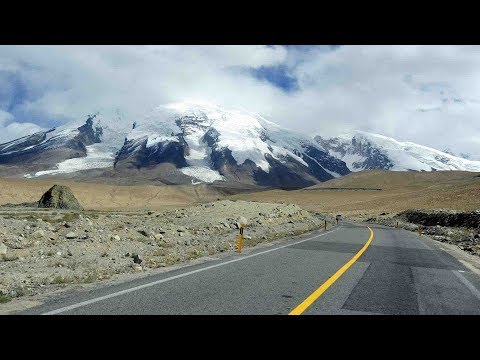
[38,184,84,210]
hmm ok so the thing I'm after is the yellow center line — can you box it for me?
[289,226,374,315]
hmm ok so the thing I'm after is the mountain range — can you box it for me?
[0,102,479,188]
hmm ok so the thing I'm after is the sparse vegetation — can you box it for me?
[52,275,73,284]
[0,212,80,224]
[186,249,201,260]
[0,294,11,303]
[81,272,98,284]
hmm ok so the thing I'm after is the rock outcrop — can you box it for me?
[38,185,84,210]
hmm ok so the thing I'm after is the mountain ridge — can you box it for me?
[315,130,480,172]
[1,102,479,187]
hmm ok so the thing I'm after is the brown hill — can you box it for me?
[0,178,226,211]
[232,170,480,216]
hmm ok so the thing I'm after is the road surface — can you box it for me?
[21,222,480,315]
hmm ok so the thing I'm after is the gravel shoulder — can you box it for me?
[350,210,480,258]
[0,200,333,312]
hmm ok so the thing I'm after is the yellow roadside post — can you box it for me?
[237,224,245,253]
[418,224,422,236]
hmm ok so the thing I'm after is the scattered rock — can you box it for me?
[0,199,327,301]
[65,232,77,239]
[38,184,84,210]
[132,254,143,264]
[138,229,149,237]
[0,243,7,255]
[32,229,45,239]
[49,234,58,241]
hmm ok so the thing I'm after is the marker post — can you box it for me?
[237,224,245,253]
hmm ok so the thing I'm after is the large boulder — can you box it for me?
[38,185,83,210]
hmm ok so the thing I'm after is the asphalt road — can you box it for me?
[21,222,480,315]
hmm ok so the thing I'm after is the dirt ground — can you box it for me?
[0,178,224,211]
[232,170,480,217]
[0,200,331,307]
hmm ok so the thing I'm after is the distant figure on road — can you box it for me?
[336,214,343,224]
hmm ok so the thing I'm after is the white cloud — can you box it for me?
[0,109,14,126]
[0,121,46,143]
[0,45,479,155]
[0,109,46,143]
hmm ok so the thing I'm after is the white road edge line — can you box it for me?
[42,227,339,315]
[452,270,480,302]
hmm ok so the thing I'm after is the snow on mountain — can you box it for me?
[179,166,225,183]
[159,102,302,173]
[1,102,349,186]
[116,101,350,186]
[3,101,477,185]
[316,130,480,172]
[24,144,114,178]
[0,112,123,179]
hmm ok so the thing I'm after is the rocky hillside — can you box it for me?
[358,209,480,257]
[0,200,331,306]
[397,209,480,229]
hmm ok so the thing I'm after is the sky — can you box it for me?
[0,45,479,157]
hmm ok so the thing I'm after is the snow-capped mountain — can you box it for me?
[0,102,350,188]
[315,130,480,172]
[114,102,350,187]
[4,102,477,187]
[0,113,116,177]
